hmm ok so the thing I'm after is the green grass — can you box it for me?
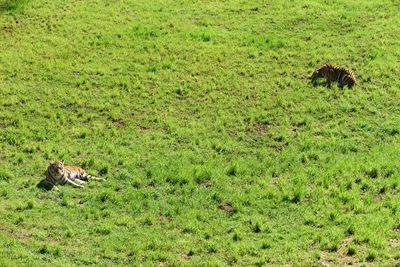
[1,0,400,265]
[0,0,30,12]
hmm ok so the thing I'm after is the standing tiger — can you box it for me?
[45,160,105,190]
[311,64,356,89]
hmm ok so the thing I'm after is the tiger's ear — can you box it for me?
[61,159,64,164]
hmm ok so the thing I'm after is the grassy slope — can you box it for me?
[1,0,400,265]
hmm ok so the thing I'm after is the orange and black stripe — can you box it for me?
[311,64,356,89]
[46,160,105,190]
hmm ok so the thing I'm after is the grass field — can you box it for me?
[1,0,400,265]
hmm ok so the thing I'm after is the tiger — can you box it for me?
[45,160,105,190]
[311,64,356,89]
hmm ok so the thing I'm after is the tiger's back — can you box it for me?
[64,165,85,175]
[311,64,356,88]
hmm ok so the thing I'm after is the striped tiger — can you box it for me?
[311,64,356,89]
[46,160,105,190]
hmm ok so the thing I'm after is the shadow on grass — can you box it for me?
[36,179,57,191]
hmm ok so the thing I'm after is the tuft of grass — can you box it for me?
[95,226,112,235]
[366,250,378,262]
[226,164,238,177]
[0,169,13,181]
[0,0,30,12]
[347,245,356,256]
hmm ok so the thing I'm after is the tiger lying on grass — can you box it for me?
[44,160,105,190]
[311,64,356,89]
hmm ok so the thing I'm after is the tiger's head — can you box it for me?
[347,77,356,88]
[48,160,65,177]
[310,69,323,85]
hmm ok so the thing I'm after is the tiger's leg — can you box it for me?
[79,172,106,182]
[88,175,106,181]
[67,172,86,185]
[312,79,318,87]
[326,81,331,88]
[338,75,346,90]
[68,175,86,185]
[64,178,84,188]
[73,178,86,185]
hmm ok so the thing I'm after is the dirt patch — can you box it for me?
[288,126,299,134]
[45,235,60,245]
[0,19,20,34]
[1,25,13,33]
[0,226,9,235]
[319,237,359,267]
[218,202,236,214]
[180,253,191,261]
[14,229,32,241]
[389,238,400,248]
[136,125,149,132]
[200,180,212,188]
[252,122,270,135]
[337,237,359,265]
[156,213,172,223]
[0,226,31,243]
[112,119,125,128]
